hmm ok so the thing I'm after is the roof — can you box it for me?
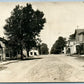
[75,29,84,35]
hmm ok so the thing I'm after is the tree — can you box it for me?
[40,43,49,55]
[69,33,75,40]
[50,36,66,54]
[0,37,8,45]
[4,3,46,59]
[35,38,42,54]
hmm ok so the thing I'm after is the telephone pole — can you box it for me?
[77,25,79,29]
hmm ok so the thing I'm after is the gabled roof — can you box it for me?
[75,29,84,35]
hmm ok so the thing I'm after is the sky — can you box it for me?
[1,2,84,51]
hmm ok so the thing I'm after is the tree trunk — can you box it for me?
[26,48,29,57]
[21,47,23,60]
[2,48,6,61]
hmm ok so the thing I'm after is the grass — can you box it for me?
[0,65,7,71]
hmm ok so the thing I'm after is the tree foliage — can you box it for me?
[0,37,8,44]
[40,43,49,55]
[50,36,66,54]
[4,3,46,59]
[69,33,75,40]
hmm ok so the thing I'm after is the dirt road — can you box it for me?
[0,54,84,82]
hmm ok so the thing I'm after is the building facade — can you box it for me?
[64,29,84,55]
[29,47,39,56]
[0,41,6,60]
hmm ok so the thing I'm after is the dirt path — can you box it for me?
[0,54,84,82]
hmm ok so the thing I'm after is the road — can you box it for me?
[0,54,84,82]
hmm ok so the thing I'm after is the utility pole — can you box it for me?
[77,25,79,29]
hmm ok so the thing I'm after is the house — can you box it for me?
[29,47,39,56]
[64,39,77,55]
[0,41,6,60]
[64,29,84,55]
[0,40,12,61]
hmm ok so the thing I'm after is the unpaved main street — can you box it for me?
[0,54,84,82]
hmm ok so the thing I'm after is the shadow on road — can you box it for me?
[1,57,42,66]
[75,56,84,62]
[0,66,7,71]
[20,57,43,61]
[3,60,19,65]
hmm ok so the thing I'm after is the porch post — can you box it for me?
[2,47,6,61]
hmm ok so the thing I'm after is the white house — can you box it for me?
[29,48,39,56]
[64,40,77,55]
[0,41,6,60]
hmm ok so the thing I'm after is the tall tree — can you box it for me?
[4,3,46,59]
[4,5,22,59]
[50,36,66,54]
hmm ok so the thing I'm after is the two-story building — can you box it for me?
[64,29,84,55]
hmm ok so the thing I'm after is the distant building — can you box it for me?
[64,39,77,55]
[29,47,39,56]
[64,29,84,55]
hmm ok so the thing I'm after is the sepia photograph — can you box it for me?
[0,1,84,82]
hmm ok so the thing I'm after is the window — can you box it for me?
[30,52,32,55]
[79,34,84,42]
[0,49,2,54]
[34,52,37,55]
